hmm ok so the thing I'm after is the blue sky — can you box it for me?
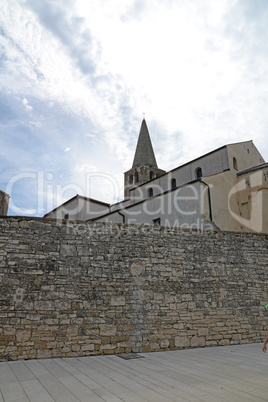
[1,0,268,216]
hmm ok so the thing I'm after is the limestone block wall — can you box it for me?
[0,217,267,361]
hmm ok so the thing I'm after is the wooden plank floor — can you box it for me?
[1,343,268,401]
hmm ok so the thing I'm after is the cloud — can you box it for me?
[0,0,141,171]
[22,98,33,111]
[1,0,268,217]
[0,94,17,123]
[120,0,147,22]
[75,164,97,172]
[64,148,70,152]
[25,0,97,76]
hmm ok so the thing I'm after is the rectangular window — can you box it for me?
[153,218,161,226]
[64,213,69,220]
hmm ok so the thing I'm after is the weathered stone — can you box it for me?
[16,330,31,343]
[99,324,116,336]
[0,217,268,361]
[81,344,94,351]
[111,296,125,306]
[174,336,190,348]
[191,336,206,347]
[100,344,116,350]
[198,328,208,337]
[66,326,78,337]
[160,339,170,348]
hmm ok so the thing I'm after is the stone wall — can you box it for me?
[0,217,267,361]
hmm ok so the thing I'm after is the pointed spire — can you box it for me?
[132,119,158,168]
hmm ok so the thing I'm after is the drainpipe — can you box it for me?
[118,210,125,223]
[200,180,213,222]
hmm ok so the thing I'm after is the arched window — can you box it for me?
[129,174,133,184]
[150,171,154,180]
[134,172,139,183]
[171,178,176,189]
[148,188,153,197]
[233,157,238,171]
[196,167,202,179]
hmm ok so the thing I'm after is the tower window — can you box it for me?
[196,167,202,179]
[171,178,176,189]
[150,171,154,180]
[148,188,153,197]
[129,174,133,184]
[153,218,161,226]
[134,172,139,183]
[233,157,238,171]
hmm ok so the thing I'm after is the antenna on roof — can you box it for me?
[143,112,145,120]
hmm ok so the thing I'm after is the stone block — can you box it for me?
[16,330,31,343]
[151,342,160,351]
[81,344,94,351]
[206,340,217,346]
[154,293,164,302]
[71,344,81,352]
[219,339,230,346]
[111,296,125,306]
[37,350,53,359]
[191,336,205,347]
[47,342,57,349]
[181,295,193,302]
[198,328,208,336]
[174,336,190,348]
[160,339,170,348]
[165,294,175,303]
[232,334,242,340]
[99,324,116,336]
[60,244,76,256]
[67,325,78,337]
[117,341,135,348]
[100,344,116,350]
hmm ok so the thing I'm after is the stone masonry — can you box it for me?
[0,217,268,361]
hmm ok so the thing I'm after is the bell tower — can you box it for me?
[124,119,166,198]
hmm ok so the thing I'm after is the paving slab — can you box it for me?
[1,343,268,401]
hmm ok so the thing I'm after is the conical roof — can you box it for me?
[132,119,158,168]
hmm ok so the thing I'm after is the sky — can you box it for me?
[1,0,268,217]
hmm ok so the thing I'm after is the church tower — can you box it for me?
[124,119,166,198]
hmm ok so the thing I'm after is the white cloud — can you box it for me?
[22,98,33,111]
[75,164,97,172]
[1,0,268,215]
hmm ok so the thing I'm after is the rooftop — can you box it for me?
[237,162,268,176]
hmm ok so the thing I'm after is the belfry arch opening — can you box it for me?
[196,167,202,179]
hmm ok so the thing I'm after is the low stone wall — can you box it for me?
[0,217,267,361]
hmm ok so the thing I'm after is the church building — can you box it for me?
[0,190,9,216]
[44,119,268,233]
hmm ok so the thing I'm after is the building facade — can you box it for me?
[44,195,110,221]
[44,119,267,233]
[0,190,9,216]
